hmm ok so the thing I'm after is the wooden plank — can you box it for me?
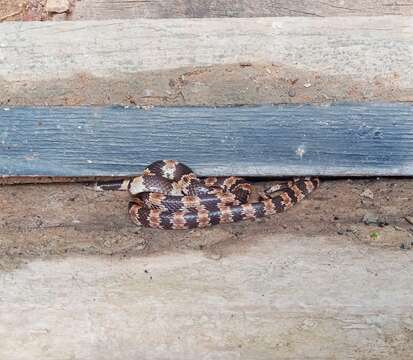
[1,104,412,177]
[1,238,413,358]
[0,16,412,106]
[69,0,413,20]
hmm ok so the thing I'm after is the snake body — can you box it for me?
[125,160,319,230]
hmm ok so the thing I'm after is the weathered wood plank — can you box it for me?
[1,104,412,177]
[1,238,413,358]
[69,0,413,20]
[1,16,412,106]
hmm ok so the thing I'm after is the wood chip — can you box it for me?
[360,189,374,199]
[46,0,71,13]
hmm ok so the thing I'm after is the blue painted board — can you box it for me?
[0,104,412,177]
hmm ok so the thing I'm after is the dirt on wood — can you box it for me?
[1,3,412,357]
[1,0,412,267]
[1,63,410,107]
[2,0,413,21]
[1,178,412,270]
[0,0,48,21]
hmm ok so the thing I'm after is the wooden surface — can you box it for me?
[2,237,413,358]
[1,16,411,83]
[70,0,413,19]
[1,103,412,177]
[1,16,412,106]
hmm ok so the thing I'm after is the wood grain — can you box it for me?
[1,104,412,177]
[2,237,413,358]
[1,16,412,106]
[1,16,411,83]
[69,0,413,20]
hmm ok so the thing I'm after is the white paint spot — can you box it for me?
[3,107,10,111]
[296,145,306,159]
[0,130,8,145]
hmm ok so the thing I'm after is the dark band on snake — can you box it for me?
[125,160,319,230]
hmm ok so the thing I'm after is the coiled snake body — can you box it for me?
[114,160,319,230]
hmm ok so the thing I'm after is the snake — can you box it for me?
[98,160,319,230]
